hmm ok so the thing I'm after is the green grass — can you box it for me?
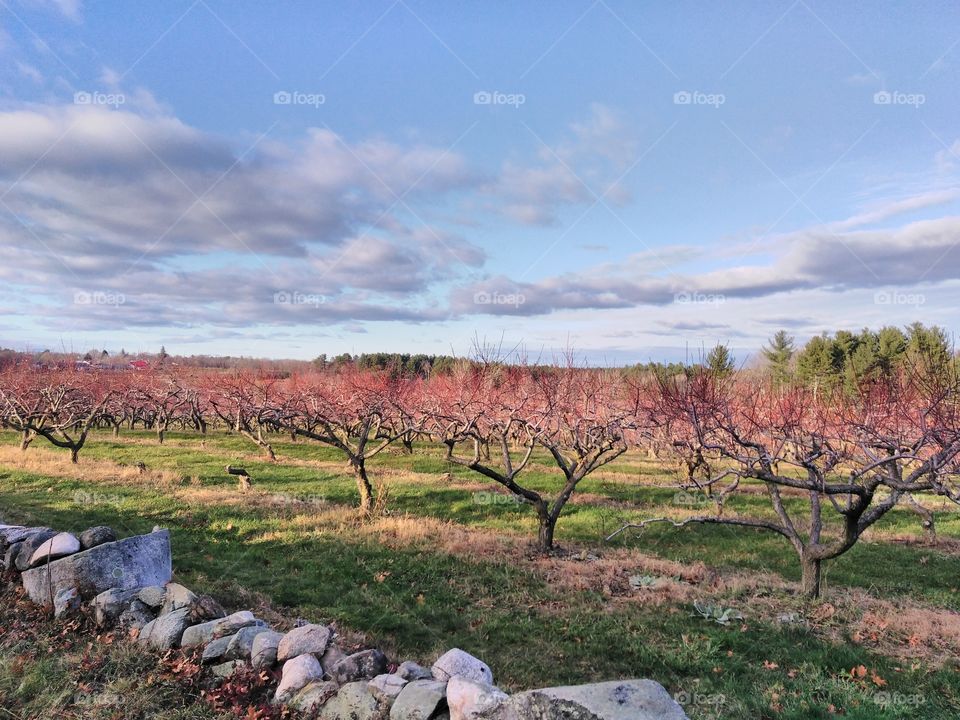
[1,430,959,719]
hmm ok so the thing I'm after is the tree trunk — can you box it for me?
[352,460,374,516]
[536,505,555,551]
[112,423,120,438]
[70,446,80,464]
[905,494,936,542]
[19,429,34,451]
[157,427,165,444]
[800,554,822,599]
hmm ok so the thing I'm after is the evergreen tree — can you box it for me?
[762,330,795,385]
[705,344,735,377]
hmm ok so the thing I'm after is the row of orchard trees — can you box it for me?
[1,358,959,598]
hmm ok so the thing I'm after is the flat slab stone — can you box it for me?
[492,679,689,720]
[21,530,172,606]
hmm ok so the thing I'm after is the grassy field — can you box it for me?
[1,429,959,719]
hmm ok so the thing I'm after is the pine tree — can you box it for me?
[762,330,795,385]
[705,344,735,377]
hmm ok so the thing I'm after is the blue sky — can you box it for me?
[1,0,959,363]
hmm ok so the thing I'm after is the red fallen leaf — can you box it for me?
[763,660,779,670]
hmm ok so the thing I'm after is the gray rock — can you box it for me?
[289,680,339,714]
[93,587,140,626]
[15,529,57,571]
[21,529,172,605]
[332,648,388,684]
[446,676,509,720]
[181,611,257,647]
[277,623,332,662]
[28,532,80,567]
[211,660,245,678]
[160,583,197,615]
[137,585,167,608]
[397,661,433,681]
[0,524,25,540]
[251,630,284,669]
[320,643,347,677]
[225,625,272,661]
[390,680,448,720]
[3,542,23,571]
[117,599,155,630]
[432,649,493,685]
[202,634,234,664]
[138,607,192,649]
[79,526,117,550]
[276,653,324,703]
[489,680,689,720]
[1,526,52,546]
[53,587,81,618]
[369,673,408,703]
[319,681,385,720]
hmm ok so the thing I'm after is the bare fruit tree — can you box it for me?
[610,371,960,598]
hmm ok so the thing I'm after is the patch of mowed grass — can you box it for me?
[4,430,960,607]
[2,465,960,718]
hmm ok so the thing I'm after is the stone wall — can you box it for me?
[0,522,689,720]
